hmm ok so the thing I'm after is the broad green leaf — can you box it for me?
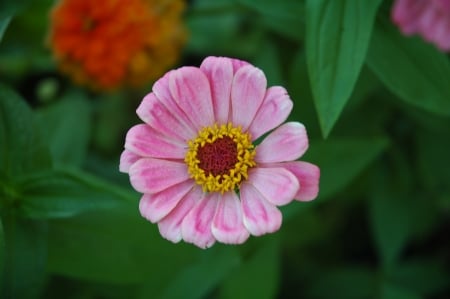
[37,92,92,166]
[380,283,422,299]
[367,16,450,116]
[307,266,376,299]
[18,168,135,219]
[236,0,305,41]
[0,17,11,42]
[219,238,280,299]
[306,0,381,137]
[0,212,47,299]
[47,202,199,284]
[283,137,389,219]
[0,84,51,178]
[155,246,241,299]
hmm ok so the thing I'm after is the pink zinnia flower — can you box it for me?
[392,0,450,51]
[120,56,320,248]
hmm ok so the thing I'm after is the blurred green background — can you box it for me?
[1,0,449,298]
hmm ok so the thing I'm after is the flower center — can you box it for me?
[185,123,256,193]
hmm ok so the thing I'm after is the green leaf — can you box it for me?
[155,246,241,299]
[307,266,376,299]
[47,202,199,284]
[18,168,135,219]
[0,213,47,299]
[0,84,51,178]
[36,91,92,166]
[0,0,29,20]
[237,0,305,41]
[306,0,381,137]
[380,283,422,299]
[219,238,280,299]
[367,16,450,116]
[283,137,389,219]
[0,17,11,42]
[253,38,284,86]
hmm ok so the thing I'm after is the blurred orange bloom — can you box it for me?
[48,0,187,91]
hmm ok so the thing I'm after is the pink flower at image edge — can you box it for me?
[392,0,450,51]
[119,56,320,249]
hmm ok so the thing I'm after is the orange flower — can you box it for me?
[48,0,187,91]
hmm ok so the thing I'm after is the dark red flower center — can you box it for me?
[197,136,238,177]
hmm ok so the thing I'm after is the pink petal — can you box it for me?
[255,122,308,163]
[136,93,196,142]
[158,186,204,243]
[119,149,141,173]
[248,167,299,206]
[281,161,320,201]
[392,0,426,34]
[129,158,190,194]
[230,65,267,131]
[139,180,194,223]
[152,71,197,133]
[181,194,218,249]
[200,57,233,125]
[230,58,250,73]
[248,86,293,140]
[125,124,186,159]
[169,67,215,130]
[211,192,250,244]
[240,183,282,236]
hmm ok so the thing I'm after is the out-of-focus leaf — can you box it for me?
[307,266,376,299]
[306,0,381,137]
[237,0,305,41]
[390,258,450,297]
[0,17,11,42]
[155,246,240,299]
[283,137,388,219]
[0,84,51,178]
[0,0,29,20]
[219,238,280,299]
[253,38,284,86]
[0,213,47,299]
[380,283,422,299]
[47,201,199,284]
[18,168,135,219]
[367,16,450,116]
[37,91,92,166]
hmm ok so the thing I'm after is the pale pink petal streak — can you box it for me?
[248,86,293,140]
[281,161,320,201]
[181,193,218,248]
[248,167,299,206]
[231,65,267,131]
[200,57,233,124]
[169,67,215,130]
[136,93,196,142]
[240,183,282,236]
[158,186,204,243]
[119,149,141,173]
[211,191,250,244]
[129,158,190,194]
[125,124,186,159]
[139,180,194,223]
[255,122,308,163]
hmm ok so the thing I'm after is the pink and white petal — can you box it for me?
[248,86,293,140]
[230,65,267,131]
[248,167,299,206]
[281,161,320,201]
[152,70,197,132]
[169,67,215,129]
[200,57,233,124]
[240,183,282,236]
[139,180,194,223]
[181,194,218,249]
[158,186,204,243]
[125,124,186,159]
[230,58,250,73]
[211,191,250,244]
[129,158,190,194]
[136,93,196,141]
[255,122,308,163]
[119,149,141,173]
